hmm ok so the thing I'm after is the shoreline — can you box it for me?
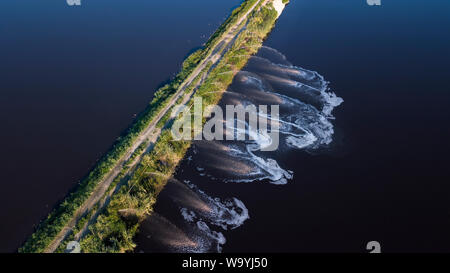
[273,0,287,17]
[77,0,286,253]
[20,0,267,253]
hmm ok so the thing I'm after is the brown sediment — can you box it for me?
[142,213,198,249]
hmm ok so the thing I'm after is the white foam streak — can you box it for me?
[178,181,249,252]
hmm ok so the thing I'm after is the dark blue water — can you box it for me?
[2,0,450,253]
[254,0,450,252]
[135,0,450,253]
[0,0,241,252]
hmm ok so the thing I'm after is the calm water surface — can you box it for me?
[135,0,450,253]
[0,0,241,252]
[2,0,450,253]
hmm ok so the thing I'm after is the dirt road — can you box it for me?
[43,0,266,253]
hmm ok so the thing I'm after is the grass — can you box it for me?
[78,2,281,253]
[19,0,266,253]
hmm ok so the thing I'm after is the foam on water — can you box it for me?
[180,180,249,230]
[152,47,344,253]
[190,47,343,185]
[162,179,250,252]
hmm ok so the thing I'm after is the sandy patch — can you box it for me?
[272,0,286,17]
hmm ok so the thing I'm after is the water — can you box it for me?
[0,0,241,252]
[135,0,450,253]
[1,0,450,253]
[135,46,344,252]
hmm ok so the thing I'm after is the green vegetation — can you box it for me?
[19,0,272,253]
[78,2,281,253]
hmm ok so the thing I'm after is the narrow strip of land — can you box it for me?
[43,0,265,253]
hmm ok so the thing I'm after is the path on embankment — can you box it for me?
[43,0,267,253]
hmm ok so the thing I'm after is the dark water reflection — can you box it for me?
[0,0,241,252]
[136,0,450,253]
